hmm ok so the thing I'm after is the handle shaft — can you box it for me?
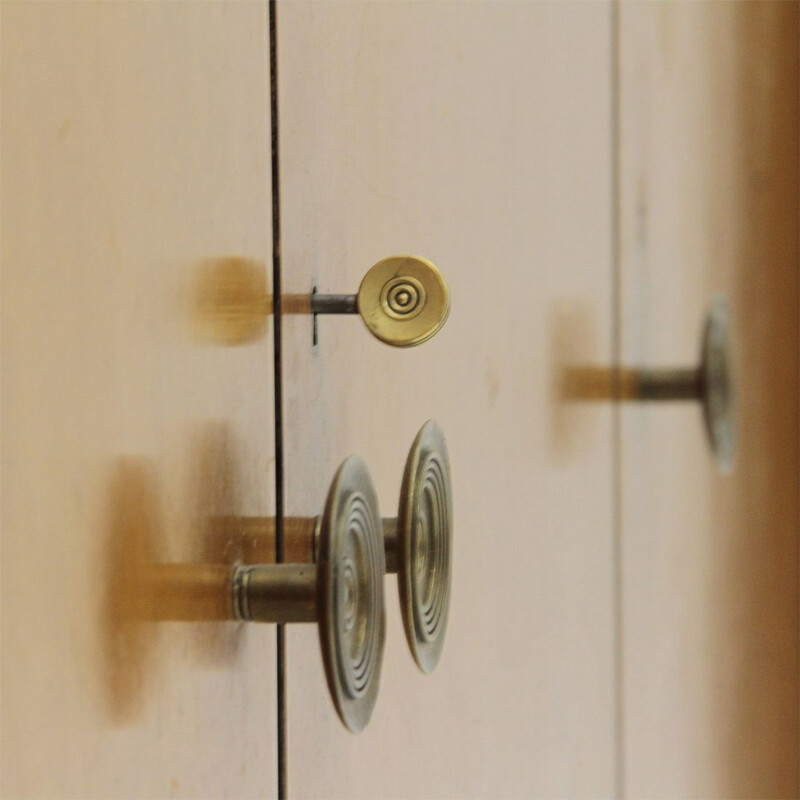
[636,368,702,400]
[232,564,317,623]
[274,294,358,315]
[218,515,399,574]
[310,294,358,315]
[562,366,702,401]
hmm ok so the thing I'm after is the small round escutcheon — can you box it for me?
[357,256,450,347]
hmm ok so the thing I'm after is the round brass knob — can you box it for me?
[233,456,385,732]
[560,296,737,472]
[357,256,450,347]
[396,420,453,674]
[204,421,454,674]
[191,254,449,347]
[107,456,386,733]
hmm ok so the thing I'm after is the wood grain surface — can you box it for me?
[278,3,617,796]
[2,2,796,798]
[617,3,798,796]
[1,4,277,797]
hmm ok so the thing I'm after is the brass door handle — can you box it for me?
[112,456,386,733]
[562,297,736,471]
[194,255,450,347]
[211,421,453,674]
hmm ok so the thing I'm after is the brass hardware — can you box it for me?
[112,456,386,733]
[356,257,450,347]
[193,255,449,347]
[562,297,736,471]
[396,420,453,673]
[207,421,453,674]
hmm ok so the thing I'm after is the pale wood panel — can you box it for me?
[618,3,799,796]
[1,4,277,797]
[279,3,616,796]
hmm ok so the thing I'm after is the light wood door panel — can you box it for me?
[1,4,277,797]
[5,3,795,797]
[617,3,799,796]
[278,3,617,796]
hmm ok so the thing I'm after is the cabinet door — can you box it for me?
[278,3,617,796]
[1,5,278,797]
[618,3,799,796]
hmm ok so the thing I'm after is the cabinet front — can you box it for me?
[1,5,278,797]
[277,3,617,796]
[617,4,798,796]
[2,3,797,799]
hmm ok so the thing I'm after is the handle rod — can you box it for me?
[562,366,702,401]
[232,564,318,623]
[310,294,358,315]
[272,294,358,315]
[636,368,702,400]
[223,516,400,574]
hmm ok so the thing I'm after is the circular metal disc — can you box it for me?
[317,456,386,733]
[700,296,737,473]
[397,420,453,674]
[357,256,450,347]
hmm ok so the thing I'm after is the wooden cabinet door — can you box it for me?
[1,5,278,797]
[277,3,617,796]
[4,4,795,798]
[617,3,799,796]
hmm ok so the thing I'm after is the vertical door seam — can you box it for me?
[268,1,288,797]
[610,1,626,797]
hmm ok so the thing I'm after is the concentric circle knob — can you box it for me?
[317,456,386,732]
[357,256,450,347]
[107,456,386,733]
[207,423,455,674]
[396,420,453,674]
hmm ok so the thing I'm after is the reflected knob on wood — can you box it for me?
[113,456,386,733]
[562,297,736,471]
[213,421,453,675]
[193,255,450,348]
